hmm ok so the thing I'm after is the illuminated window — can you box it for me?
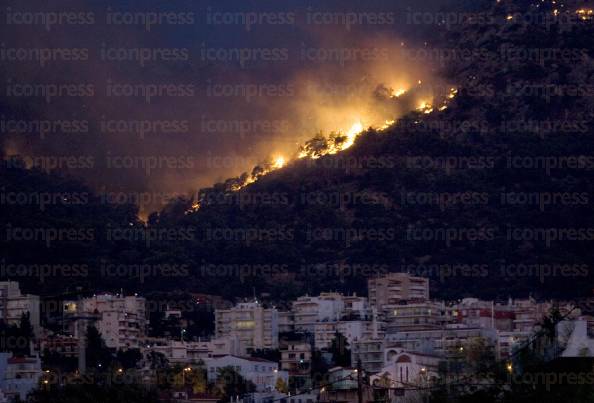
[236,320,255,329]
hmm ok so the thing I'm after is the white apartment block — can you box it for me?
[559,319,594,357]
[450,298,571,333]
[278,311,294,333]
[0,282,40,335]
[64,294,146,350]
[292,293,345,332]
[351,338,386,373]
[215,302,278,353]
[385,301,453,333]
[496,330,530,360]
[205,355,288,392]
[341,295,369,320]
[0,353,42,401]
[368,273,429,310]
[143,336,242,365]
[314,320,378,350]
[509,298,554,331]
[280,340,312,377]
[386,326,497,358]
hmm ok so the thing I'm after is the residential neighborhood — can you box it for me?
[0,273,591,402]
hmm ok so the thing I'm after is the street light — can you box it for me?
[182,367,192,384]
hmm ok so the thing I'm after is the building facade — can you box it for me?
[368,273,429,311]
[215,302,279,353]
[0,282,40,335]
[292,293,344,333]
[143,336,242,365]
[64,294,147,350]
[205,355,288,392]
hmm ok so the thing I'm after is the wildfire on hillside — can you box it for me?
[186,83,457,213]
[576,8,594,20]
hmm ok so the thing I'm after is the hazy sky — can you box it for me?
[0,0,456,214]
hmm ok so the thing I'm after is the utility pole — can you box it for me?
[357,359,363,403]
[77,294,85,374]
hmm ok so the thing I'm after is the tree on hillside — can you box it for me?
[85,325,113,371]
[275,377,288,393]
[215,366,256,402]
[329,332,351,367]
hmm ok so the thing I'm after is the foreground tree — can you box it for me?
[215,366,256,402]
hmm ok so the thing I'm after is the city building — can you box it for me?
[351,338,387,374]
[215,302,279,353]
[318,367,374,403]
[384,301,452,332]
[386,326,497,358]
[370,350,439,403]
[496,330,530,360]
[450,298,515,331]
[143,336,242,365]
[292,293,345,333]
[64,294,147,350]
[204,355,288,392]
[367,273,429,312]
[509,298,553,331]
[314,320,379,350]
[243,391,317,403]
[280,340,311,390]
[38,334,79,358]
[0,353,42,401]
[341,295,370,320]
[278,311,294,333]
[0,282,40,335]
[559,319,594,357]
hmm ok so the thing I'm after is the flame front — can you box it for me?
[391,88,407,98]
[186,83,459,213]
[342,121,365,150]
[273,156,286,169]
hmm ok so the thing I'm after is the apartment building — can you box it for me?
[386,326,497,358]
[280,340,311,379]
[143,336,242,365]
[368,273,429,311]
[64,294,147,349]
[215,302,278,353]
[0,353,42,401]
[509,299,552,331]
[450,298,516,331]
[313,320,380,350]
[351,338,387,373]
[341,294,369,320]
[278,311,294,333]
[496,330,530,360]
[319,367,374,403]
[38,334,79,358]
[205,355,288,392]
[384,301,452,333]
[291,293,345,332]
[0,282,40,335]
